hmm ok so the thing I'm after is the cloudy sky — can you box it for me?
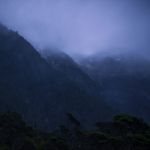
[0,0,150,56]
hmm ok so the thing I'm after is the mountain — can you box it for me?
[42,49,103,99]
[0,24,113,130]
[79,52,150,122]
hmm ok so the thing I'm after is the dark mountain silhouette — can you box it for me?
[79,53,150,123]
[42,49,103,100]
[0,24,113,130]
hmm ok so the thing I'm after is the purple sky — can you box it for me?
[0,0,150,56]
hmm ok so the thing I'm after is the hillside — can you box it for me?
[0,24,113,130]
[79,53,150,122]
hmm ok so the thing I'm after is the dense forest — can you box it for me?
[0,112,150,150]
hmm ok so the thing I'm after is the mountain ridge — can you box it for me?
[0,24,113,130]
[79,53,150,122]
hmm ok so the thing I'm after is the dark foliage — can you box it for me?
[0,112,150,150]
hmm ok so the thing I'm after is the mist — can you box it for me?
[0,0,150,56]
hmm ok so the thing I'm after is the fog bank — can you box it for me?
[0,0,150,56]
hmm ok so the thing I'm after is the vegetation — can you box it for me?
[0,112,149,150]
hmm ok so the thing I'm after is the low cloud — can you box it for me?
[0,0,150,56]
